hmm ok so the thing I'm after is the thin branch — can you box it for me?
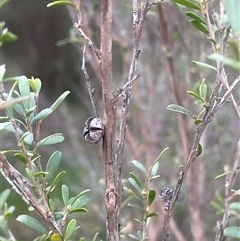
[116,0,152,198]
[81,44,99,117]
[0,152,62,235]
[160,74,240,240]
[215,139,240,241]
[74,0,101,59]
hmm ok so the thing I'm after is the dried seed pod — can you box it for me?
[159,187,182,202]
[83,116,104,144]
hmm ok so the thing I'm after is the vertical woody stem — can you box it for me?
[99,1,119,240]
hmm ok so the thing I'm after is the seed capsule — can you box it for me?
[83,117,104,144]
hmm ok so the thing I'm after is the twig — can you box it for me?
[74,0,101,59]
[0,152,62,235]
[115,74,140,99]
[81,44,99,117]
[115,1,154,214]
[215,139,240,241]
[160,74,240,240]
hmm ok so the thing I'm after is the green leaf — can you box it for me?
[69,207,88,214]
[147,211,159,218]
[129,172,143,193]
[172,0,201,10]
[1,30,17,44]
[0,64,6,83]
[190,20,209,35]
[65,219,77,240]
[186,11,206,25]
[28,77,42,94]
[0,0,11,8]
[71,196,90,209]
[14,152,27,163]
[47,1,76,8]
[199,79,207,100]
[19,131,33,145]
[51,233,63,241]
[34,171,48,178]
[225,0,240,32]
[196,143,202,157]
[224,227,240,238]
[152,147,169,167]
[26,105,36,118]
[0,122,24,135]
[0,189,11,209]
[4,206,15,221]
[136,230,142,240]
[149,174,160,181]
[46,151,62,181]
[128,234,139,240]
[187,90,202,100]
[151,162,159,176]
[34,133,64,151]
[194,119,203,125]
[62,184,69,206]
[128,203,144,211]
[208,53,240,70]
[230,202,240,212]
[0,216,9,238]
[131,160,147,173]
[166,104,195,118]
[50,91,70,112]
[148,189,156,206]
[0,122,11,130]
[46,171,66,194]
[31,108,53,124]
[91,232,99,241]
[18,76,30,110]
[192,61,217,72]
[214,171,231,180]
[17,215,48,234]
[68,189,90,207]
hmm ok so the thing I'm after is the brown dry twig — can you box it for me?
[81,44,99,117]
[74,0,101,59]
[0,152,63,236]
[215,139,240,241]
[160,74,240,240]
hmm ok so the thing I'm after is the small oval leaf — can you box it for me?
[147,211,159,218]
[190,20,209,35]
[62,184,69,206]
[224,226,240,238]
[129,172,143,193]
[131,160,147,173]
[46,171,66,194]
[172,0,201,10]
[148,189,156,207]
[186,11,206,25]
[50,91,70,112]
[167,104,195,118]
[208,53,240,70]
[65,219,77,240]
[0,189,11,209]
[17,215,48,234]
[31,108,53,124]
[69,207,88,214]
[46,151,62,181]
[51,233,63,241]
[192,61,217,72]
[196,143,202,157]
[34,133,64,151]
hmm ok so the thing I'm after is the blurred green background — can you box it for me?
[1,0,239,240]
